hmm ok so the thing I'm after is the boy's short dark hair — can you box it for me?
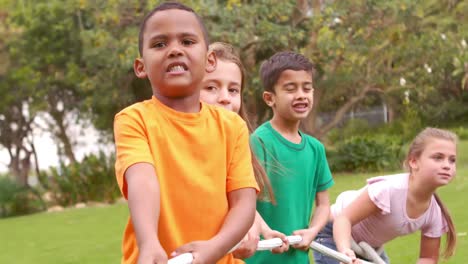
[260,51,314,93]
[138,1,210,56]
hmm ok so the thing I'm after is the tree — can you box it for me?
[76,0,150,132]
[0,0,86,184]
[3,0,465,153]
[301,0,467,137]
[0,2,39,186]
[10,0,87,163]
[196,0,467,138]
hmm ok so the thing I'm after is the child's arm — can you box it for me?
[232,211,262,259]
[293,190,331,251]
[233,210,290,258]
[333,189,380,260]
[257,211,290,253]
[172,188,257,263]
[417,235,440,264]
[220,188,257,250]
[114,113,167,263]
[126,163,167,264]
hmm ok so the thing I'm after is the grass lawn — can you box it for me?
[1,141,466,263]
[0,203,128,263]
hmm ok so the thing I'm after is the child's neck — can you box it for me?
[270,116,302,144]
[408,173,436,201]
[154,92,201,113]
[406,173,435,218]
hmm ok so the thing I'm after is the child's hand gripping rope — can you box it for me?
[138,241,168,264]
[291,228,319,251]
[231,224,260,259]
[168,240,242,264]
[170,240,227,264]
[168,235,375,264]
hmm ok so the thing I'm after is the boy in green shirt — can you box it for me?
[247,51,334,264]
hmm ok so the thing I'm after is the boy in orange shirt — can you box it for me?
[113,2,258,264]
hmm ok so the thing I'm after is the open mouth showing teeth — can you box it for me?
[293,103,308,108]
[167,64,187,72]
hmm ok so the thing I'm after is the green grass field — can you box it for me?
[1,141,466,263]
[0,204,128,263]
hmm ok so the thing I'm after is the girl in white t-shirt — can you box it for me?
[314,127,457,264]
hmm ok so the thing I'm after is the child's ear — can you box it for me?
[263,91,275,107]
[134,58,147,79]
[205,50,217,73]
[408,157,419,171]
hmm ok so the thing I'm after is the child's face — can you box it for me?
[200,59,242,113]
[134,9,209,98]
[264,70,314,121]
[410,138,456,187]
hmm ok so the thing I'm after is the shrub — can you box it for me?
[42,151,120,207]
[452,126,468,140]
[327,119,372,143]
[0,176,43,217]
[328,136,403,173]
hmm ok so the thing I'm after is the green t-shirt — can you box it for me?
[246,121,334,264]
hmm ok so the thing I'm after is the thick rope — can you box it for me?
[351,239,386,264]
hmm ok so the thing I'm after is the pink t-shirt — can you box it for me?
[331,173,448,247]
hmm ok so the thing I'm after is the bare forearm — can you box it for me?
[309,204,330,234]
[212,188,257,253]
[256,211,272,234]
[418,235,440,264]
[333,190,381,253]
[308,190,331,235]
[417,258,438,264]
[333,215,353,252]
[126,164,161,248]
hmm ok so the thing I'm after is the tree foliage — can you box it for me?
[0,0,467,183]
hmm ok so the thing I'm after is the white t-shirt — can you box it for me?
[331,173,448,247]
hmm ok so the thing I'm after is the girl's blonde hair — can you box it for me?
[404,127,458,259]
[209,42,275,204]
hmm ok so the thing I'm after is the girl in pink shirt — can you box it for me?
[314,128,457,264]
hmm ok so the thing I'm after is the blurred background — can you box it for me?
[0,0,466,263]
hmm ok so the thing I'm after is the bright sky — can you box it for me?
[0,113,114,174]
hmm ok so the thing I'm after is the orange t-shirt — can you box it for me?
[114,96,258,264]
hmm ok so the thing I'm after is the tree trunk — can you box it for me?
[292,0,310,26]
[311,0,324,11]
[55,113,76,164]
[242,38,259,127]
[9,149,31,187]
[2,104,34,187]
[315,85,375,139]
[31,142,41,178]
[48,95,77,164]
